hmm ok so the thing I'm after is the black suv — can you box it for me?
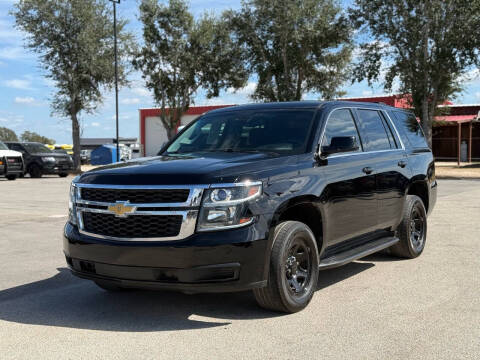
[64,101,437,313]
[6,142,74,178]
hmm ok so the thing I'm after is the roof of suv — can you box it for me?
[206,100,400,114]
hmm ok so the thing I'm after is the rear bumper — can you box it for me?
[63,221,269,293]
[428,179,437,216]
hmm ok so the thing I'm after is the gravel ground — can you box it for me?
[0,176,479,359]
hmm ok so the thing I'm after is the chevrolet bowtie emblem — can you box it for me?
[108,201,136,217]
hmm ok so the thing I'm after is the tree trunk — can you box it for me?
[71,111,81,173]
[420,99,433,148]
[167,127,177,141]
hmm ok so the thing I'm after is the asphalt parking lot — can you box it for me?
[0,176,479,359]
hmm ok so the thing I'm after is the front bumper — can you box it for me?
[43,162,74,174]
[63,221,269,293]
[0,158,24,176]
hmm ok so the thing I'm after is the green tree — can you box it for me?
[0,127,18,141]
[226,0,352,102]
[133,0,247,140]
[20,131,55,144]
[350,0,480,146]
[13,0,133,170]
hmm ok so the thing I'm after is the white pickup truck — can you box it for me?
[0,141,24,180]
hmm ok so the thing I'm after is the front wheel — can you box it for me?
[6,175,17,181]
[253,221,319,313]
[28,164,42,178]
[390,195,427,258]
[59,173,69,178]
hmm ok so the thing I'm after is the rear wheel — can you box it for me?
[390,195,427,258]
[59,173,69,177]
[253,221,319,313]
[6,175,17,181]
[28,164,42,178]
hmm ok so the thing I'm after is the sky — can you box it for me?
[0,0,479,144]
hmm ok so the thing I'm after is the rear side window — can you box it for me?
[356,109,392,151]
[321,109,361,153]
[391,111,429,149]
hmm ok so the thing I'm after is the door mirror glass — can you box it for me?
[321,136,359,156]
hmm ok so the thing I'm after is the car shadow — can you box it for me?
[0,262,374,332]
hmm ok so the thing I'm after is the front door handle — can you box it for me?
[362,167,373,174]
[398,160,407,168]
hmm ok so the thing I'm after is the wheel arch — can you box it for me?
[406,180,429,213]
[269,195,325,254]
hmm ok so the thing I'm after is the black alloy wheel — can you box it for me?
[389,195,427,259]
[28,164,43,178]
[254,221,319,313]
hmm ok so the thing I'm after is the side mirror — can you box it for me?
[320,136,359,157]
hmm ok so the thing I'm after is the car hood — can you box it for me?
[78,152,300,185]
[0,149,22,158]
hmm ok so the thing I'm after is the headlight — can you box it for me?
[197,181,262,231]
[68,182,78,225]
[42,156,56,162]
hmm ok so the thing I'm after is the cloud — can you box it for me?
[14,96,35,104]
[475,92,480,102]
[91,122,100,127]
[3,78,33,90]
[227,82,257,96]
[131,87,150,97]
[0,46,32,60]
[362,90,373,96]
[120,97,141,105]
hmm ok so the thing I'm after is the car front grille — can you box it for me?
[6,157,22,170]
[82,212,183,238]
[81,188,190,204]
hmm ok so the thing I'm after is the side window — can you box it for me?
[392,111,429,149]
[10,144,24,152]
[321,109,361,154]
[356,109,391,151]
[379,111,399,149]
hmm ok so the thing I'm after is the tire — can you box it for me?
[253,221,319,313]
[6,175,17,181]
[389,195,427,259]
[94,280,126,292]
[28,164,43,178]
[59,173,69,177]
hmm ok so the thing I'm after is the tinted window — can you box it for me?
[392,111,429,149]
[23,143,52,154]
[380,112,399,149]
[321,109,361,153]
[8,143,24,152]
[356,109,391,151]
[166,110,315,156]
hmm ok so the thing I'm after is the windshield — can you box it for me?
[165,109,316,156]
[23,143,52,154]
[0,141,8,150]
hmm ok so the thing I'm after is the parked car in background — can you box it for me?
[0,140,23,180]
[64,101,437,313]
[5,141,74,178]
[80,149,91,164]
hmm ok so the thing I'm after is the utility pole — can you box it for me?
[110,0,120,162]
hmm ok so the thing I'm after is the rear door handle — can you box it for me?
[362,167,373,174]
[398,160,407,168]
